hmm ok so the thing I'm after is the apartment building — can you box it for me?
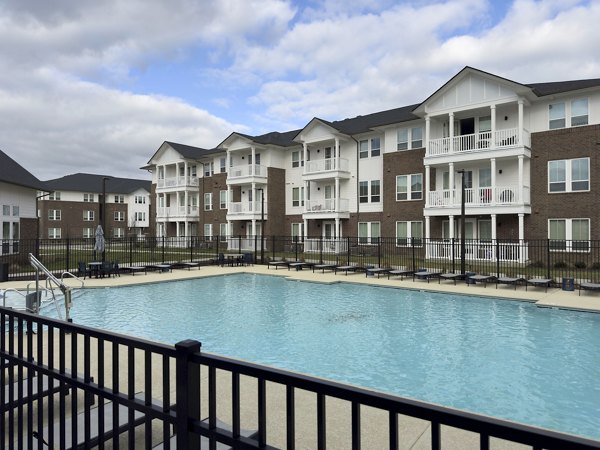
[0,149,48,256]
[145,67,600,260]
[38,173,152,239]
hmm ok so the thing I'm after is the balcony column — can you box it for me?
[252,183,257,212]
[184,190,189,215]
[490,158,496,205]
[449,162,455,205]
[425,115,430,155]
[518,100,524,145]
[425,216,431,258]
[518,213,525,263]
[303,143,308,175]
[184,221,189,238]
[518,155,524,202]
[251,219,256,238]
[335,137,340,170]
[303,218,308,239]
[449,112,454,153]
[335,177,340,212]
[226,151,230,175]
[425,165,430,207]
[335,218,340,239]
[449,215,454,240]
[184,161,188,184]
[491,214,497,240]
[490,105,496,147]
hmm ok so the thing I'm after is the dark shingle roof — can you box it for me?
[0,149,48,191]
[326,104,420,134]
[231,130,302,147]
[44,173,151,195]
[527,79,600,96]
[164,141,222,159]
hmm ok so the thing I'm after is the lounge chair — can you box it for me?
[335,264,361,275]
[213,253,226,266]
[99,261,113,278]
[526,278,553,292]
[152,418,258,449]
[119,265,146,275]
[241,253,254,266]
[496,276,525,290]
[146,264,172,273]
[413,270,442,282]
[21,392,149,449]
[438,273,465,285]
[468,274,495,287]
[267,259,287,269]
[312,263,337,273]
[173,261,200,270]
[387,268,414,280]
[579,282,600,296]
[365,267,391,278]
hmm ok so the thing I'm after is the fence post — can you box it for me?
[175,339,201,449]
[377,238,381,268]
[546,239,551,279]
[319,234,323,264]
[347,236,350,266]
[451,237,455,273]
[496,239,500,278]
[295,235,299,262]
[129,236,133,266]
[412,238,416,272]
[162,236,165,264]
[65,237,70,273]
[190,236,194,262]
[272,235,275,260]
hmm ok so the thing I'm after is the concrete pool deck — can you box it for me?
[3,265,599,448]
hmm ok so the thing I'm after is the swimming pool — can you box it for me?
[63,274,600,440]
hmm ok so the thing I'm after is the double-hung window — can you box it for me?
[359,180,380,203]
[396,174,423,200]
[370,180,380,202]
[219,223,228,240]
[396,221,423,247]
[292,187,304,207]
[220,191,227,209]
[292,151,304,167]
[114,211,125,221]
[359,138,381,158]
[48,210,61,221]
[48,192,61,200]
[358,222,380,245]
[397,127,423,150]
[291,223,304,240]
[204,223,213,239]
[83,193,95,202]
[571,99,588,126]
[48,228,61,239]
[83,227,93,238]
[548,158,589,192]
[549,218,590,252]
[114,195,124,203]
[83,211,94,221]
[549,102,566,129]
[204,193,213,211]
[359,181,369,203]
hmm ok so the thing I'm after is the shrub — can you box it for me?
[574,261,587,269]
[528,260,545,268]
[591,262,600,270]
[553,261,568,269]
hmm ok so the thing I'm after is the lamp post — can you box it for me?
[457,169,466,275]
[35,191,51,257]
[101,177,110,261]
[257,188,265,263]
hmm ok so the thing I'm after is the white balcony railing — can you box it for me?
[156,206,199,218]
[304,238,348,254]
[228,202,268,215]
[227,237,268,252]
[157,176,199,188]
[304,158,349,174]
[427,239,528,263]
[427,185,529,208]
[228,164,267,179]
[304,198,349,213]
[427,128,530,156]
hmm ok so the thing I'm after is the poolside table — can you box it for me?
[88,261,102,278]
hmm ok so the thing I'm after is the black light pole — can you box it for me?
[257,188,265,263]
[101,177,110,261]
[457,169,466,275]
[35,192,51,257]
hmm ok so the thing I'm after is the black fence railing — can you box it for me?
[2,236,600,285]
[2,306,599,449]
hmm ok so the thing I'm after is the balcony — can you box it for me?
[156,206,199,219]
[227,164,267,185]
[304,238,348,254]
[427,128,530,157]
[157,176,198,189]
[427,185,529,210]
[303,158,350,181]
[227,237,268,252]
[227,202,267,221]
[427,239,527,263]
[302,199,350,219]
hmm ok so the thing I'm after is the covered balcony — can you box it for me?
[427,185,530,208]
[156,205,199,219]
[226,202,267,221]
[227,164,267,185]
[427,128,530,157]
[303,158,350,181]
[156,176,199,189]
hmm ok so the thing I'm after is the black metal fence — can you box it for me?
[2,306,599,449]
[2,236,600,284]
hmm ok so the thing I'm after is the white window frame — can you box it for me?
[83,193,95,202]
[549,102,565,129]
[548,158,589,193]
[396,221,423,247]
[114,195,124,204]
[358,222,380,245]
[291,223,304,240]
[571,98,589,127]
[135,195,146,204]
[83,210,95,221]
[48,228,61,239]
[371,180,380,203]
[292,187,304,207]
[204,223,213,239]
[397,127,423,150]
[219,223,228,241]
[113,228,124,238]
[292,151,304,168]
[548,218,590,252]
[48,192,61,200]
[396,174,423,201]
[220,190,228,209]
[114,211,125,221]
[48,209,61,221]
[83,227,94,238]
[204,193,213,211]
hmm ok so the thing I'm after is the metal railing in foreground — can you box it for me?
[2,307,599,449]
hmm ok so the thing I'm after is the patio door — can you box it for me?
[323,221,336,239]
[324,146,334,170]
[324,185,333,210]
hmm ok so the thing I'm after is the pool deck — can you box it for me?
[4,263,599,314]
[3,265,599,448]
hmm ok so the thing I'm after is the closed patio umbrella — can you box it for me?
[94,225,105,256]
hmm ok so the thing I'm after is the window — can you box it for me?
[292,187,304,207]
[371,180,380,202]
[396,221,423,247]
[83,211,94,221]
[48,228,61,239]
[549,218,590,251]
[48,192,61,200]
[114,195,124,203]
[83,227,93,238]
[396,174,422,200]
[48,210,61,221]
[204,223,213,239]
[2,205,9,216]
[83,193,95,202]
[189,165,197,177]
[219,223,228,240]
[220,158,226,173]
[397,127,423,150]
[113,228,124,238]
[292,151,304,167]
[204,162,214,177]
[359,181,369,203]
[548,158,589,192]
[358,222,380,245]
[359,138,381,158]
[12,206,19,217]
[134,212,146,221]
[291,223,304,240]
[571,99,588,126]
[549,102,565,129]
[135,195,146,204]
[114,211,125,221]
[204,193,213,211]
[220,190,228,209]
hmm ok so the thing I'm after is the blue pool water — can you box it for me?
[63,274,600,440]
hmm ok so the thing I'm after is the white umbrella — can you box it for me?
[94,225,105,254]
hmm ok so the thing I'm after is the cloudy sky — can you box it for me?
[1,0,599,181]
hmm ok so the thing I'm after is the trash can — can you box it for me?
[0,262,8,282]
[465,271,476,284]
[562,277,574,291]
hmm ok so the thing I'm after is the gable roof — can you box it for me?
[219,129,302,149]
[0,149,48,191]
[144,141,223,168]
[526,78,600,96]
[44,173,151,195]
